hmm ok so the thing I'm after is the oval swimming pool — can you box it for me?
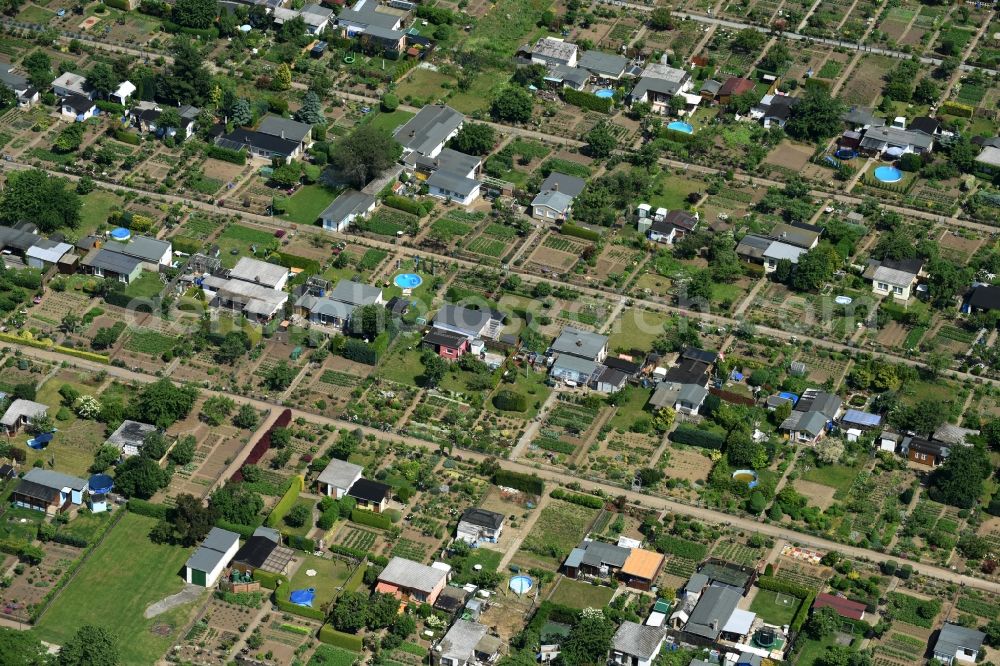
[667,121,694,134]
[394,273,423,289]
[594,88,615,99]
[873,165,903,183]
[509,575,533,594]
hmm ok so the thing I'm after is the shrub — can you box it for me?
[205,144,246,164]
[265,475,304,527]
[318,624,363,651]
[756,575,813,597]
[127,498,169,519]
[492,390,527,412]
[382,195,424,216]
[494,469,543,495]
[550,488,604,509]
[562,88,613,113]
[561,223,600,242]
[351,508,392,530]
[654,534,708,560]
[252,569,289,590]
[286,535,315,551]
[95,100,125,114]
[670,424,725,449]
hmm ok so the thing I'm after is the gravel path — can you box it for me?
[144,584,203,619]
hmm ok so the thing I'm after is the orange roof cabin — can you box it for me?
[812,593,866,621]
[619,548,665,591]
[376,557,448,605]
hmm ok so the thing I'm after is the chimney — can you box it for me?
[281,130,286,139]
[710,620,718,632]
[576,340,582,347]
[552,182,558,191]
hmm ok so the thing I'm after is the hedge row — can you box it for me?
[351,508,392,530]
[0,331,109,364]
[103,0,130,10]
[653,534,708,560]
[494,469,544,495]
[95,100,125,115]
[252,569,289,590]
[562,88,613,113]
[941,101,974,118]
[561,223,601,242]
[550,488,604,509]
[115,129,141,145]
[265,475,304,528]
[204,144,247,165]
[328,544,389,566]
[318,624,363,651]
[270,251,321,276]
[791,590,815,633]
[382,195,425,217]
[756,575,814,597]
[216,520,258,539]
[285,534,315,552]
[127,498,169,519]
[670,424,725,450]
[161,20,219,40]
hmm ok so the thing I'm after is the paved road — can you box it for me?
[8,342,1000,594]
[618,6,998,75]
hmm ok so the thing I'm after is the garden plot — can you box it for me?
[0,539,83,624]
[585,432,660,486]
[764,140,814,173]
[936,230,983,264]
[595,245,642,281]
[171,597,259,665]
[516,499,600,569]
[24,375,110,476]
[711,539,766,567]
[526,234,591,273]
[791,479,839,511]
[838,55,895,106]
[661,444,713,484]
[402,392,480,449]
[659,555,699,590]
[835,467,910,549]
[345,380,419,431]
[794,350,851,387]
[527,399,606,465]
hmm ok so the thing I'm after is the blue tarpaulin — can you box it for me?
[289,588,315,607]
[730,371,744,381]
[778,392,799,405]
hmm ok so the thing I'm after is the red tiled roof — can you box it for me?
[719,77,755,97]
[812,593,866,620]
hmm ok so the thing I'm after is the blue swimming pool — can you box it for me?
[509,575,533,594]
[394,273,423,289]
[594,88,615,99]
[667,121,694,134]
[873,165,903,183]
[110,227,131,241]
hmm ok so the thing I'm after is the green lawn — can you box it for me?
[288,554,354,610]
[449,70,508,114]
[547,577,615,608]
[377,344,425,387]
[18,4,54,22]
[309,645,360,666]
[450,547,504,585]
[799,463,863,498]
[648,176,703,210]
[485,366,552,419]
[748,588,801,625]
[795,634,860,666]
[607,308,667,352]
[34,513,206,664]
[712,281,744,306]
[396,69,455,103]
[608,386,653,431]
[216,224,279,268]
[78,191,123,236]
[124,270,165,299]
[366,109,415,134]
[281,184,339,225]
[520,500,598,564]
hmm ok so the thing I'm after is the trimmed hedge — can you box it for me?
[550,488,604,509]
[654,534,708,560]
[0,331,109,364]
[562,88,612,113]
[941,101,974,118]
[328,544,389,566]
[669,423,725,450]
[285,534,315,552]
[756,575,814,597]
[103,0,130,10]
[791,590,815,632]
[266,475,304,528]
[127,498,169,519]
[270,252,321,276]
[382,195,424,217]
[217,520,258,539]
[115,129,141,145]
[205,144,247,165]
[318,624,363,651]
[162,20,219,40]
[253,569,289,590]
[95,100,125,115]
[561,223,600,242]
[351,508,392,530]
[492,390,527,412]
[494,469,544,495]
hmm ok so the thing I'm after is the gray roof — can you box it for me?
[230,257,287,288]
[427,169,480,197]
[578,539,630,568]
[257,115,312,144]
[320,190,376,224]
[329,279,382,307]
[762,241,806,263]
[105,420,158,451]
[253,526,281,543]
[379,556,447,593]
[363,24,406,41]
[394,104,464,156]
[936,623,985,657]
[317,458,364,490]
[700,79,722,95]
[564,547,586,568]
[685,572,709,595]
[531,189,575,214]
[841,106,883,127]
[612,621,664,659]
[434,304,492,336]
[405,147,481,175]
[440,620,488,663]
[532,37,578,62]
[735,234,771,260]
[0,65,28,93]
[677,384,708,406]
[769,223,818,249]
[26,240,72,264]
[460,507,504,530]
[539,172,586,198]
[22,467,87,491]
[796,389,842,419]
[630,64,689,100]
[547,65,590,88]
[0,399,48,427]
[185,527,240,573]
[796,411,829,437]
[0,225,40,251]
[82,248,143,275]
[932,423,979,446]
[297,294,354,320]
[578,50,628,77]
[872,264,917,287]
[552,354,599,378]
[649,381,682,409]
[551,327,608,360]
[685,586,742,640]
[338,0,403,29]
[860,126,934,150]
[111,235,171,263]
[976,146,1000,168]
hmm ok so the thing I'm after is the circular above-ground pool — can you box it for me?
[874,166,903,183]
[834,149,857,160]
[89,474,114,495]
[732,469,759,489]
[110,227,131,241]
[394,273,423,289]
[594,88,615,99]
[667,121,694,134]
[509,575,533,594]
